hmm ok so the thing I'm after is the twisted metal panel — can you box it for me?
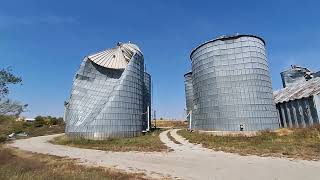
[65,51,145,139]
[190,35,279,131]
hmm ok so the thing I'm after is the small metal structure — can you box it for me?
[274,77,320,128]
[64,42,151,139]
[281,65,314,88]
[187,34,279,131]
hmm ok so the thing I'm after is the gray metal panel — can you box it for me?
[184,72,193,114]
[276,96,319,128]
[274,77,320,104]
[190,35,279,131]
[281,68,308,88]
[314,94,320,124]
[65,49,146,139]
[190,34,266,59]
[143,72,152,128]
[88,42,141,69]
[314,71,320,78]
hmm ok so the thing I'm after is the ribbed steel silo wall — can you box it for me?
[143,72,151,129]
[65,52,145,139]
[190,36,279,131]
[184,72,193,114]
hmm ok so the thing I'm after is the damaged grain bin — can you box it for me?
[281,65,320,88]
[64,42,151,139]
[281,65,313,88]
[189,34,279,131]
[274,77,320,128]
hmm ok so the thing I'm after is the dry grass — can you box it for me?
[152,120,187,129]
[0,115,148,179]
[178,126,320,160]
[0,146,148,180]
[51,129,168,152]
[0,115,65,143]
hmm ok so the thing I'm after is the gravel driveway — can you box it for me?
[9,129,320,180]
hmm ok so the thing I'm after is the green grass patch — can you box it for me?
[178,126,320,160]
[51,130,168,152]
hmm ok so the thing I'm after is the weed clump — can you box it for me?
[178,125,320,160]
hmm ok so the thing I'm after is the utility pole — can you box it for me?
[147,106,150,131]
[153,110,156,128]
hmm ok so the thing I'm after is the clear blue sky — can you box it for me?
[1,0,320,119]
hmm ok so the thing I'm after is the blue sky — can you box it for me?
[1,0,320,119]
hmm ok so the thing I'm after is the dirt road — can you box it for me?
[9,129,320,180]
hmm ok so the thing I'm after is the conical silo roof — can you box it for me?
[88,42,141,69]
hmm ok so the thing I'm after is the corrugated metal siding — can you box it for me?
[274,77,320,104]
[190,35,278,131]
[65,51,146,139]
[87,43,141,69]
[280,67,311,88]
[184,72,193,114]
[143,72,151,129]
[276,96,319,128]
[314,71,320,78]
[314,94,320,122]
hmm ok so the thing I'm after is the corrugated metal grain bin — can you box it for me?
[64,42,149,139]
[189,35,279,131]
[184,72,193,115]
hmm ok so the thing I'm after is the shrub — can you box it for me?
[34,116,45,127]
[0,135,7,143]
[34,116,64,127]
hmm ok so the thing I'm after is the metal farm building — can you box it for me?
[188,34,279,131]
[275,66,320,128]
[64,42,151,139]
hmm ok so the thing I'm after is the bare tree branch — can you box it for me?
[0,99,28,116]
[0,67,22,97]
